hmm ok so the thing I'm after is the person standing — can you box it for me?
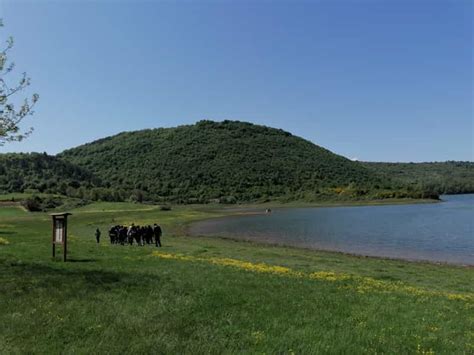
[127,225,135,245]
[95,228,101,244]
[153,224,162,247]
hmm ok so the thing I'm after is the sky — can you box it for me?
[0,0,472,162]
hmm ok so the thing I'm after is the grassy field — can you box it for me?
[0,202,472,353]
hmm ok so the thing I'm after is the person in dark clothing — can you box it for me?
[146,225,154,244]
[119,226,127,245]
[134,226,142,246]
[95,228,101,244]
[153,224,162,247]
[109,226,117,244]
[127,225,135,245]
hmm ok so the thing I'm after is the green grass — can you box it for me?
[0,206,27,218]
[71,201,161,212]
[0,202,472,353]
[0,192,56,201]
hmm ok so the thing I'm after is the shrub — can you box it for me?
[22,196,43,212]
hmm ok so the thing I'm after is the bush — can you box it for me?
[42,197,62,209]
[22,196,43,212]
[219,196,237,204]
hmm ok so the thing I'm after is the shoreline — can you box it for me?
[184,230,474,269]
[216,197,440,212]
[180,196,441,218]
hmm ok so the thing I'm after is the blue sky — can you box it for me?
[0,0,472,162]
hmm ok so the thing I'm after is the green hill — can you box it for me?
[363,161,474,195]
[58,120,404,203]
[5,121,470,204]
[0,152,99,196]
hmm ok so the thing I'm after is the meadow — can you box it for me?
[0,202,472,354]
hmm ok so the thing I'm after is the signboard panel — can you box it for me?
[54,219,64,244]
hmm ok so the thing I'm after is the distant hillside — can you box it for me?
[59,120,412,203]
[0,153,100,197]
[6,121,468,204]
[363,161,474,195]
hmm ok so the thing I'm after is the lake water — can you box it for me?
[189,194,474,265]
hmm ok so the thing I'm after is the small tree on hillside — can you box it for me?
[0,19,39,146]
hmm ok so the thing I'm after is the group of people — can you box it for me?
[95,224,163,247]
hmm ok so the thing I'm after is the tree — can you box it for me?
[0,19,38,146]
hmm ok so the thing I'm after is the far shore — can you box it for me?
[219,197,440,211]
[0,195,441,214]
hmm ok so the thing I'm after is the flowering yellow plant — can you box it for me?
[151,251,474,303]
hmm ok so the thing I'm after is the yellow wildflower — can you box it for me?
[151,252,473,303]
[251,330,265,343]
[309,271,351,281]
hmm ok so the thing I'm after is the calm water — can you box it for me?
[189,194,474,265]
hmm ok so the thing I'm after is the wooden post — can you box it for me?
[63,217,68,262]
[51,216,55,258]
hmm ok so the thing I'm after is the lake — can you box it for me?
[189,194,474,265]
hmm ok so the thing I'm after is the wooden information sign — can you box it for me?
[51,213,71,262]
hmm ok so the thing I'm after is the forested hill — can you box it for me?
[58,120,403,202]
[0,153,100,196]
[363,161,474,195]
[2,121,470,204]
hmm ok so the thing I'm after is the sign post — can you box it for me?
[51,213,71,262]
